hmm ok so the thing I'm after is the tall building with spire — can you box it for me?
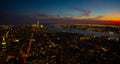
[32,19,44,28]
[0,36,7,63]
[1,36,6,49]
[37,21,39,26]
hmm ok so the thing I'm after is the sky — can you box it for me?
[0,0,120,24]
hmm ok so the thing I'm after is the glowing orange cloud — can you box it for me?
[100,10,120,21]
[101,17,120,21]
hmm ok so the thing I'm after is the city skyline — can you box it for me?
[0,0,120,24]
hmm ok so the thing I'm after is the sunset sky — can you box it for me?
[0,0,120,24]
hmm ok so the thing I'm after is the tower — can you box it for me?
[0,36,7,63]
[37,21,39,26]
[1,36,6,50]
[37,18,39,26]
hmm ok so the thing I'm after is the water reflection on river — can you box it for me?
[46,25,120,39]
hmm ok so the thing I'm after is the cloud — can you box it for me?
[73,8,91,17]
[56,14,61,17]
[35,13,51,19]
[89,15,104,20]
[33,13,64,19]
[94,16,104,19]
[0,10,109,24]
[0,11,112,24]
[0,11,35,24]
[37,14,49,17]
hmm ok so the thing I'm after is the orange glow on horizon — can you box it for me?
[109,21,120,24]
[100,17,120,21]
[95,16,120,24]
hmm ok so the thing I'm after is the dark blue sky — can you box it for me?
[0,0,120,24]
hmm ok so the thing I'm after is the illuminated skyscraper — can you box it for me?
[1,36,6,49]
[37,21,39,26]
[0,36,7,63]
